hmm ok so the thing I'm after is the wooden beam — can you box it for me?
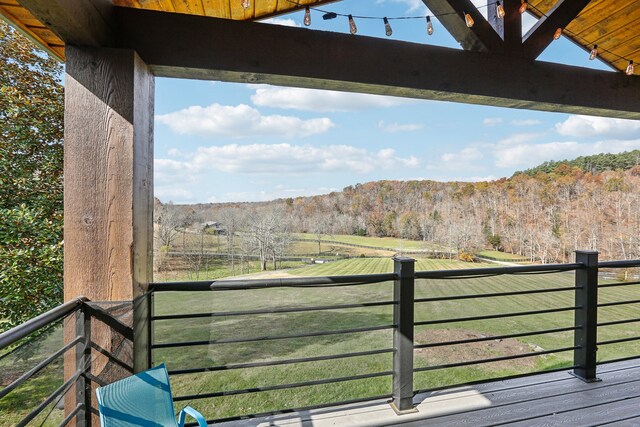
[115,7,640,119]
[17,0,114,46]
[64,44,154,386]
[422,0,503,52]
[522,0,592,60]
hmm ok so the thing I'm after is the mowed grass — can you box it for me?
[476,250,530,261]
[293,233,449,251]
[152,258,640,421]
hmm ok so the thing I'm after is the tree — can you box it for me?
[0,23,64,330]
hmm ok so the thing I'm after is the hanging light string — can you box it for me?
[275,0,635,75]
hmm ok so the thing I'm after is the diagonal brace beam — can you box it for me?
[422,0,503,52]
[522,0,592,60]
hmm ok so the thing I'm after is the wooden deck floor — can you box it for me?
[216,359,640,426]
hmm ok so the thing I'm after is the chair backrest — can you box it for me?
[96,364,179,427]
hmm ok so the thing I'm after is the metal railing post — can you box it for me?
[573,250,600,382]
[76,303,92,426]
[390,257,417,414]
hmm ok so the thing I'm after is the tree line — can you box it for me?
[166,160,640,264]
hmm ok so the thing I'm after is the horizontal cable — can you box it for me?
[415,286,576,303]
[415,263,581,280]
[173,371,393,401]
[194,393,393,427]
[597,355,640,366]
[413,364,579,395]
[598,318,640,327]
[598,299,640,308]
[414,306,579,326]
[153,300,396,321]
[58,403,84,427]
[598,260,640,269]
[413,326,577,349]
[414,346,578,373]
[153,324,395,349]
[0,336,83,400]
[168,348,394,375]
[16,369,82,427]
[151,273,396,292]
[598,281,640,289]
[597,336,640,346]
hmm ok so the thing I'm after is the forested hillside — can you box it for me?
[518,150,640,176]
[170,155,640,264]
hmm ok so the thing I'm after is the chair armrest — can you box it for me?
[178,406,208,427]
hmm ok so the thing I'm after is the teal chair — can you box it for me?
[96,364,207,427]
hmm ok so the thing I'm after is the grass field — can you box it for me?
[293,233,449,252]
[149,258,640,421]
[476,250,530,261]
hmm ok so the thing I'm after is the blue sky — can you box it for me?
[153,0,640,204]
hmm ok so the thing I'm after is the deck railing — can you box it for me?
[2,252,640,425]
[148,251,640,424]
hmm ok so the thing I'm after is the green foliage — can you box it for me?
[0,22,64,331]
[516,150,640,177]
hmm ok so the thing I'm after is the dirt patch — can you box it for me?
[415,329,545,371]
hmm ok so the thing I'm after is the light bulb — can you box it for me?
[497,1,506,19]
[626,60,635,76]
[426,16,434,35]
[553,27,562,40]
[241,0,250,9]
[304,6,311,26]
[348,14,357,35]
[519,1,527,14]
[589,45,598,60]
[464,11,474,28]
[384,17,392,36]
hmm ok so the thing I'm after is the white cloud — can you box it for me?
[377,120,423,133]
[511,119,542,126]
[250,86,412,112]
[259,17,300,27]
[494,139,640,169]
[156,103,334,138]
[441,147,483,163]
[155,144,420,177]
[556,115,640,139]
[497,132,544,146]
[483,117,503,127]
[217,187,337,203]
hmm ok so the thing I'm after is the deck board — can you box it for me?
[213,360,640,426]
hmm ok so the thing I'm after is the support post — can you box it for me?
[573,250,600,382]
[390,257,417,414]
[75,304,91,426]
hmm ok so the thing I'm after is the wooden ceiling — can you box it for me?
[0,0,638,73]
[528,0,640,72]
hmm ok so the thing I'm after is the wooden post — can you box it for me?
[63,45,154,422]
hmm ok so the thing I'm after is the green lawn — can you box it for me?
[476,250,530,261]
[293,233,450,251]
[149,258,640,422]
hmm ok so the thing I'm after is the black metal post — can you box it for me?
[75,303,92,426]
[573,250,600,382]
[390,257,418,414]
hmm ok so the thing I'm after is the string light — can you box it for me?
[241,0,250,10]
[519,1,527,14]
[496,1,506,19]
[426,16,434,35]
[383,17,393,37]
[348,14,357,35]
[553,27,562,40]
[294,0,635,76]
[304,6,311,26]
[464,11,474,28]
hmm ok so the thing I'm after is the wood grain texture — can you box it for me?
[64,45,154,303]
[117,7,640,120]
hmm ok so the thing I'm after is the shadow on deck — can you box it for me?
[218,359,640,426]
